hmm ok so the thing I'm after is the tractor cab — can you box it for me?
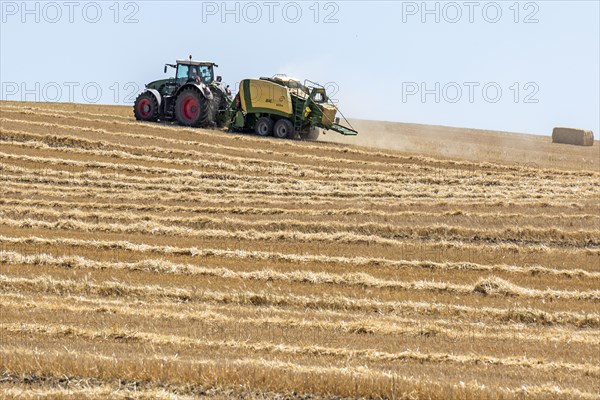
[165,59,217,86]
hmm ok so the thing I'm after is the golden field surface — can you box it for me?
[0,100,599,399]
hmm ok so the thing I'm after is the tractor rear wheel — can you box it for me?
[213,90,228,128]
[175,88,210,127]
[273,119,294,139]
[255,117,274,136]
[134,92,159,122]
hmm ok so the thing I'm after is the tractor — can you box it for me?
[229,75,358,140]
[133,56,232,128]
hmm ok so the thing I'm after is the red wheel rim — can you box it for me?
[138,98,151,118]
[182,96,199,121]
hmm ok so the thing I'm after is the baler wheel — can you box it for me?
[255,117,274,136]
[273,119,294,139]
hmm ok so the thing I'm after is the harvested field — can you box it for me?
[1,100,599,399]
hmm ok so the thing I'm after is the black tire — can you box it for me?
[273,119,294,139]
[133,92,159,122]
[255,117,274,136]
[207,86,226,128]
[175,87,210,127]
[210,88,230,128]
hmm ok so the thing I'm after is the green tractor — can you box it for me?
[229,75,358,140]
[134,56,232,128]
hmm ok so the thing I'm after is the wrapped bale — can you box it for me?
[552,127,594,146]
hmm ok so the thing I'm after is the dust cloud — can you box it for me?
[321,119,598,172]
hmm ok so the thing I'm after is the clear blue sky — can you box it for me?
[1,1,599,136]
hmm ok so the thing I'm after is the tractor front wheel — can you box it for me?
[134,92,159,122]
[273,119,294,139]
[255,117,274,136]
[175,88,209,127]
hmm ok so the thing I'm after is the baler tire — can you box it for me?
[255,117,274,137]
[273,119,295,139]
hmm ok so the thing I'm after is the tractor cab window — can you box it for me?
[177,64,214,84]
[197,66,214,84]
[176,64,190,84]
[176,64,214,84]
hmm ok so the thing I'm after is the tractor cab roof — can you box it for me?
[176,60,218,67]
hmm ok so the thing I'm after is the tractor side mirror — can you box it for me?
[216,76,222,82]
[164,65,167,73]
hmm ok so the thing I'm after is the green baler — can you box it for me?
[229,76,358,140]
